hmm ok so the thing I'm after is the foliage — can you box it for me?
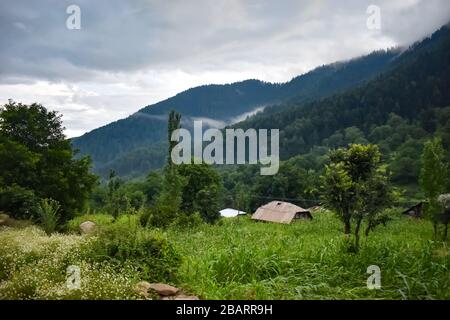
[321,144,393,251]
[86,223,181,282]
[0,101,98,221]
[420,137,449,239]
[140,204,178,229]
[0,185,40,220]
[171,212,204,229]
[420,138,448,200]
[37,198,61,235]
[166,213,450,299]
[72,48,399,178]
[0,226,138,299]
[65,214,114,233]
[1,212,449,299]
[178,162,222,223]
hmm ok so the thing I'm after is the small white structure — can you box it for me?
[220,208,247,218]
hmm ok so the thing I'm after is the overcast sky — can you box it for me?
[1,0,449,137]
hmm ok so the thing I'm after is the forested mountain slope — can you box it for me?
[72,49,398,177]
[234,26,450,160]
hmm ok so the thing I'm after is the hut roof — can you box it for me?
[220,208,247,218]
[252,201,311,224]
[402,202,424,218]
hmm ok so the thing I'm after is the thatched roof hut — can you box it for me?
[252,201,312,224]
[402,202,423,218]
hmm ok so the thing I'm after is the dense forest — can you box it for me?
[72,48,399,177]
[220,26,450,207]
[80,26,450,214]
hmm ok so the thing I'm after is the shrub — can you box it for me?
[0,185,40,220]
[138,207,152,227]
[142,204,178,228]
[86,223,181,282]
[171,212,203,229]
[65,214,114,233]
[128,191,146,210]
[37,198,60,235]
[0,226,136,299]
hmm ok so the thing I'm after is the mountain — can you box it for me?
[232,25,450,160]
[72,50,398,177]
[219,25,450,208]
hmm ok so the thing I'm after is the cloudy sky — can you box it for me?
[1,0,449,137]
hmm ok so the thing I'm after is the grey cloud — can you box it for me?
[1,0,449,84]
[1,0,450,137]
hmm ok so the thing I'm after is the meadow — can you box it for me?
[0,210,448,300]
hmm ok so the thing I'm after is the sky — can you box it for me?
[1,0,450,137]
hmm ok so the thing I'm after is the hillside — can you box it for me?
[72,50,398,177]
[233,26,450,160]
[216,25,450,211]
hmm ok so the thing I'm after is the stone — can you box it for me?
[79,221,96,234]
[134,281,152,298]
[149,283,179,296]
[173,294,199,300]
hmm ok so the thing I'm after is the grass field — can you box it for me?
[0,211,449,300]
[168,212,449,299]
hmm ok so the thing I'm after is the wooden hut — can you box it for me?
[252,201,312,224]
[402,202,423,218]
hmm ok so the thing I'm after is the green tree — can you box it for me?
[419,137,449,239]
[143,171,162,205]
[321,144,392,251]
[0,101,97,221]
[178,162,222,223]
[106,170,129,218]
[155,110,186,225]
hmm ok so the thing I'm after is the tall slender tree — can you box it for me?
[321,144,392,251]
[420,137,449,239]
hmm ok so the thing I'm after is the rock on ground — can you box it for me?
[79,221,96,234]
[149,283,179,296]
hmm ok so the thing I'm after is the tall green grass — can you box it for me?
[167,212,449,299]
[0,211,448,299]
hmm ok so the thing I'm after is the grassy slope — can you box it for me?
[168,212,449,300]
[0,212,448,300]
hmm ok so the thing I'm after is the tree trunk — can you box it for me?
[344,212,351,236]
[433,222,438,240]
[354,218,362,252]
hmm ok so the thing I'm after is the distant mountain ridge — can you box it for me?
[232,25,450,160]
[72,49,399,177]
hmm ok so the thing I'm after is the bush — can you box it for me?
[0,185,40,220]
[37,198,60,235]
[138,208,152,227]
[129,191,146,210]
[0,226,137,299]
[171,212,204,229]
[65,214,114,233]
[141,205,178,228]
[86,223,181,282]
